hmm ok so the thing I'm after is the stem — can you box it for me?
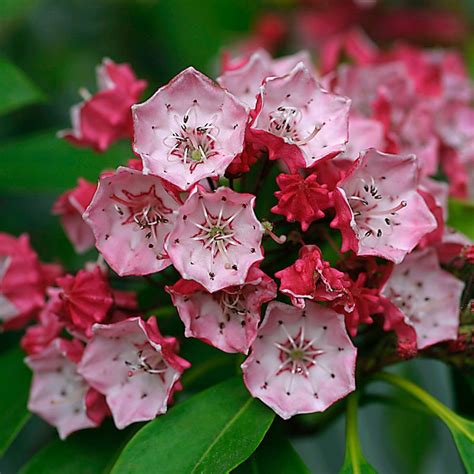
[344,392,362,470]
[373,372,473,441]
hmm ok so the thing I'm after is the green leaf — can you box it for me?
[385,366,435,474]
[111,377,275,474]
[375,372,474,473]
[0,57,44,115]
[447,198,474,240]
[0,131,130,193]
[0,346,31,457]
[340,393,377,474]
[233,426,311,473]
[20,421,135,474]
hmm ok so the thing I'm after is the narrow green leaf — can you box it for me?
[0,57,44,115]
[447,198,474,240]
[385,366,435,474]
[0,131,130,193]
[0,346,31,457]
[20,421,135,474]
[111,377,275,474]
[340,393,377,474]
[375,372,474,473]
[233,426,311,473]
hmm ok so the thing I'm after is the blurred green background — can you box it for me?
[0,1,473,473]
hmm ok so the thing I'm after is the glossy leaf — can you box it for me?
[0,347,31,457]
[340,393,377,474]
[20,421,135,474]
[385,366,434,474]
[0,131,130,193]
[376,372,474,473]
[233,426,310,473]
[111,377,275,474]
[447,198,474,240]
[0,57,44,115]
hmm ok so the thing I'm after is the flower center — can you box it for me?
[192,201,241,265]
[268,106,322,146]
[348,176,407,240]
[164,106,220,172]
[125,346,168,379]
[111,185,172,239]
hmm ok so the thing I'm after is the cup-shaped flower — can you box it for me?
[77,317,190,429]
[53,178,97,254]
[167,266,276,354]
[166,186,264,292]
[59,58,147,152]
[250,63,350,170]
[26,338,108,439]
[241,301,356,419]
[0,233,46,330]
[382,248,464,349]
[84,167,182,276]
[217,49,314,108]
[331,149,437,263]
[133,67,249,190]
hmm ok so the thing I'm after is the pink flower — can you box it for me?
[53,178,97,254]
[167,266,276,354]
[133,67,248,190]
[26,338,108,439]
[382,248,464,349]
[57,267,114,338]
[77,317,190,429]
[331,149,437,263]
[250,63,350,171]
[166,186,264,292]
[435,228,472,265]
[217,49,314,108]
[241,301,356,419]
[271,173,332,231]
[275,245,350,308]
[21,289,64,356]
[340,115,385,162]
[0,233,46,330]
[437,103,474,199]
[59,59,147,152]
[84,167,182,276]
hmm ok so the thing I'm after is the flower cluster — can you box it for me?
[5,44,473,438]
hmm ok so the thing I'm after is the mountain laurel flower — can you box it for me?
[56,267,114,339]
[331,148,437,263]
[271,173,332,231]
[166,186,264,293]
[0,233,47,330]
[166,266,277,354]
[382,248,464,349]
[250,63,350,171]
[241,301,356,419]
[217,49,314,108]
[84,167,182,276]
[53,178,97,254]
[77,317,190,429]
[133,67,248,190]
[275,245,350,308]
[26,338,108,439]
[59,58,147,152]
